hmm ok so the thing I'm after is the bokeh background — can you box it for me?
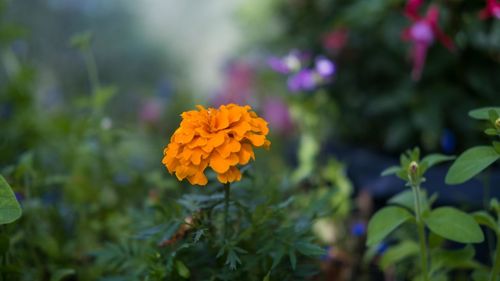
[1,0,499,280]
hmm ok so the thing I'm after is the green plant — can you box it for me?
[367,148,484,280]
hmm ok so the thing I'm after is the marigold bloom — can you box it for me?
[162,104,270,186]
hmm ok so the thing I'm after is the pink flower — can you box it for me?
[263,97,293,134]
[402,3,454,80]
[322,28,348,53]
[211,61,255,106]
[479,0,500,20]
[139,98,164,123]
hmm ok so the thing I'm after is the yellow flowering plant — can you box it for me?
[110,103,329,280]
[162,104,270,186]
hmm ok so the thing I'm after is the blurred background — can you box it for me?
[1,0,499,280]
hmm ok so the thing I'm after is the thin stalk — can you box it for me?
[412,184,429,281]
[489,234,500,281]
[224,183,230,240]
[83,49,100,93]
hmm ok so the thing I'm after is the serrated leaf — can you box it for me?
[379,240,419,271]
[294,241,326,257]
[0,176,22,224]
[469,107,500,120]
[50,269,75,281]
[366,206,413,246]
[424,207,484,243]
[381,166,401,176]
[445,146,499,185]
[175,260,190,279]
[288,249,297,270]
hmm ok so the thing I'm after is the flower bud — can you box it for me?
[408,161,419,182]
[495,118,500,129]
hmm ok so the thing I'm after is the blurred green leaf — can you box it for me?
[469,107,500,120]
[50,269,75,281]
[424,207,484,243]
[381,166,400,176]
[472,211,497,232]
[366,206,413,246]
[0,175,22,224]
[175,260,190,279]
[421,154,455,169]
[445,146,499,185]
[379,240,419,271]
[294,241,326,257]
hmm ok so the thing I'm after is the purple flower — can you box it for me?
[315,56,335,78]
[376,242,388,255]
[267,57,290,74]
[287,69,317,92]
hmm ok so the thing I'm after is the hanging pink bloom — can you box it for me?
[479,0,500,20]
[402,3,454,80]
[404,0,424,20]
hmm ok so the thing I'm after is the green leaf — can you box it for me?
[263,272,271,281]
[424,207,484,243]
[294,241,326,257]
[388,189,430,213]
[494,141,500,154]
[421,154,455,169]
[379,240,419,271]
[0,176,22,224]
[366,206,413,246]
[175,260,190,279]
[50,269,75,281]
[485,128,498,136]
[472,211,497,232]
[381,166,401,176]
[469,107,500,120]
[288,249,297,270]
[430,245,478,274]
[445,146,499,185]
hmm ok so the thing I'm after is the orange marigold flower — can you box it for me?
[162,104,271,186]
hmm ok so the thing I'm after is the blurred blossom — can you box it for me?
[100,117,112,130]
[15,191,25,203]
[139,98,164,124]
[440,128,456,154]
[350,221,367,237]
[267,50,307,74]
[376,242,388,255]
[263,97,293,134]
[479,0,500,19]
[287,69,317,92]
[315,56,335,78]
[212,60,255,106]
[402,3,454,81]
[322,28,349,52]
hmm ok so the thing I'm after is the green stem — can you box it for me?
[83,49,100,93]
[224,183,230,240]
[490,234,500,281]
[412,184,429,281]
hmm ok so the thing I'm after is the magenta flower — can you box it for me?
[263,97,293,134]
[322,28,348,53]
[211,61,255,106]
[479,0,500,20]
[402,3,454,80]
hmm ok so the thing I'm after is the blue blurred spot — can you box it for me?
[350,221,366,237]
[376,242,388,255]
[440,129,456,154]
